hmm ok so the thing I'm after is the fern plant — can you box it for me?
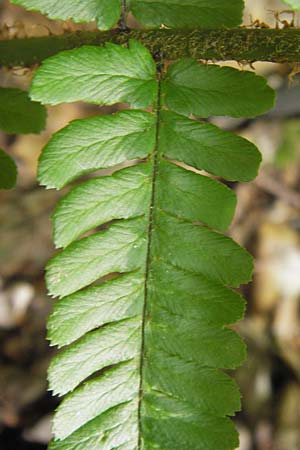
[2,0,277,448]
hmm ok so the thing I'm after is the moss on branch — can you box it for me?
[1,28,300,67]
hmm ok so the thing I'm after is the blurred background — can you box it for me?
[1,0,300,448]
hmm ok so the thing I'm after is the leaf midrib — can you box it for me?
[137,73,162,448]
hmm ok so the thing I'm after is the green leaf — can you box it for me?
[38,110,156,189]
[33,41,275,449]
[52,163,152,247]
[0,149,17,189]
[49,316,141,395]
[129,0,244,28]
[153,212,252,288]
[52,157,236,250]
[156,159,237,230]
[46,218,147,298]
[0,87,46,134]
[160,111,261,181]
[48,402,139,450]
[142,415,239,450]
[30,41,157,108]
[281,0,300,9]
[47,273,144,348]
[162,59,275,118]
[53,360,139,440]
[11,0,122,30]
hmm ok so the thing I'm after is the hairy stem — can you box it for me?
[1,28,300,67]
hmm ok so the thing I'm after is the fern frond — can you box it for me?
[31,40,275,449]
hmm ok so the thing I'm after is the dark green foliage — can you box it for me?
[0,87,46,189]
[0,87,46,134]
[0,148,17,189]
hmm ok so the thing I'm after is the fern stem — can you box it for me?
[1,28,300,67]
[119,0,128,32]
[137,64,163,449]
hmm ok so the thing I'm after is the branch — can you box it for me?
[1,28,300,67]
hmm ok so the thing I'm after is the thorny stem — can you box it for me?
[1,28,300,67]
